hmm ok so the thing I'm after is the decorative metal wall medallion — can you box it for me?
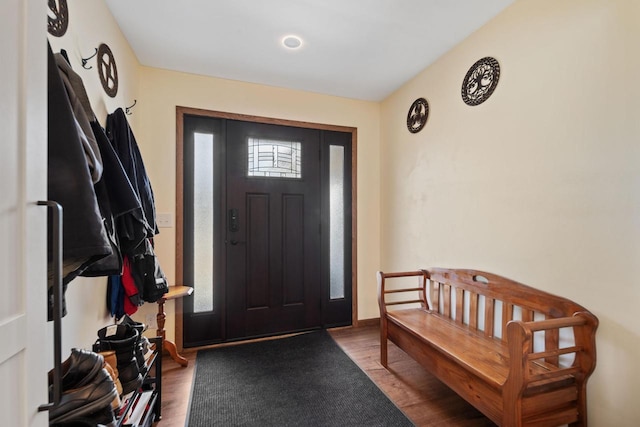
[48,0,69,37]
[97,43,118,98]
[461,57,500,106]
[406,98,429,133]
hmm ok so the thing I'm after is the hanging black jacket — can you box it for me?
[82,121,145,276]
[47,42,111,279]
[54,50,142,277]
[106,108,158,255]
[105,108,167,304]
[47,42,112,318]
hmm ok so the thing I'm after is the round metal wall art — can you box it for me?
[406,98,429,133]
[461,57,500,106]
[48,0,69,37]
[97,43,119,98]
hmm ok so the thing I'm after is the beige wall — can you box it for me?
[43,0,640,424]
[47,0,140,353]
[133,67,382,342]
[380,0,640,425]
[46,0,381,352]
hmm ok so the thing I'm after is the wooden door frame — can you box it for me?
[175,106,358,351]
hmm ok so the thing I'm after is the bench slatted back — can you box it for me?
[425,269,588,367]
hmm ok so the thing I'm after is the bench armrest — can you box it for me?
[505,311,598,389]
[377,270,429,317]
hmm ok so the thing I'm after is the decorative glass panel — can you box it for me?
[193,132,214,312]
[248,138,301,178]
[329,145,345,300]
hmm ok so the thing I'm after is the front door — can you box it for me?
[181,113,353,346]
[225,121,321,339]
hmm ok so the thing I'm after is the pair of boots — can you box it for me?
[48,349,118,426]
[94,323,146,395]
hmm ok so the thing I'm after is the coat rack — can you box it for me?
[125,99,137,115]
[80,44,119,97]
[81,48,98,70]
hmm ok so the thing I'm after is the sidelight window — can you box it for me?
[329,145,345,300]
[193,132,214,312]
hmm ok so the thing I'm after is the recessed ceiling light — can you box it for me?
[282,35,303,50]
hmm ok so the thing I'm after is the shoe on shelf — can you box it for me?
[140,336,155,365]
[96,324,143,394]
[97,350,123,396]
[50,404,116,427]
[49,349,104,391]
[119,314,147,333]
[97,350,119,378]
[101,362,122,410]
[118,316,149,374]
[48,366,118,425]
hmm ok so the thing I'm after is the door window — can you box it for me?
[247,138,301,178]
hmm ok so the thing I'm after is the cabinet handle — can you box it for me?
[37,200,63,412]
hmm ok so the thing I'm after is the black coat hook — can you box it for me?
[125,99,137,115]
[81,48,98,69]
[59,49,71,65]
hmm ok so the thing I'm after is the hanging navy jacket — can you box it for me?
[82,120,144,276]
[106,108,158,255]
[105,108,167,306]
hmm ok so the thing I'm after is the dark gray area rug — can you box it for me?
[187,330,414,426]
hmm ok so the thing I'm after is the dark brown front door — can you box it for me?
[225,120,322,339]
[181,113,352,347]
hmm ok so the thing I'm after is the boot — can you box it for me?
[98,350,123,395]
[140,335,155,365]
[102,361,122,410]
[120,315,148,375]
[96,324,142,394]
[120,314,147,333]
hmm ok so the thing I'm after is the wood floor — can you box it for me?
[157,324,496,426]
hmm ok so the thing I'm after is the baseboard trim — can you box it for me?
[334,317,379,330]
[356,318,380,327]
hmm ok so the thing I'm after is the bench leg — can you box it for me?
[570,379,588,427]
[380,318,388,368]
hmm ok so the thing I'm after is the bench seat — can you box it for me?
[389,309,510,386]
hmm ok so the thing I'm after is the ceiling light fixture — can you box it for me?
[282,35,303,50]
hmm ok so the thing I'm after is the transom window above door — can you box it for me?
[247,138,302,178]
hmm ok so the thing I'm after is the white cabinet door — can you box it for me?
[0,1,48,426]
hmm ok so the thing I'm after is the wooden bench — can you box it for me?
[377,268,598,427]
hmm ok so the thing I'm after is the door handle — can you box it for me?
[228,208,239,233]
[230,239,246,245]
[37,201,63,412]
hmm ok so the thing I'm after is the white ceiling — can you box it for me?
[105,0,515,102]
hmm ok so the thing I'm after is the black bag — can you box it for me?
[129,238,168,303]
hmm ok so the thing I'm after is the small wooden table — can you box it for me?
[156,285,193,367]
